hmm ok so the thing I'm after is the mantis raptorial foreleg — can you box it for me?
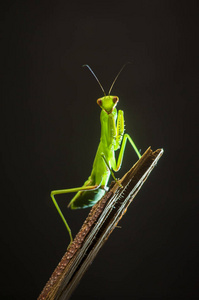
[115,110,124,150]
[51,183,100,242]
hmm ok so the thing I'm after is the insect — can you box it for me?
[51,64,141,242]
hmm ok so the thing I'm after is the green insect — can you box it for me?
[51,64,141,242]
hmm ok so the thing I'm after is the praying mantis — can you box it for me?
[51,64,141,242]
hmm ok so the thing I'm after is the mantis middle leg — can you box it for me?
[113,133,141,172]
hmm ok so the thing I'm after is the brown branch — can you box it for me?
[38,147,164,300]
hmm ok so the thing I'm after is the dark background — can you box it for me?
[2,1,198,299]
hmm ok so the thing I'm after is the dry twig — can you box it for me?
[38,147,164,300]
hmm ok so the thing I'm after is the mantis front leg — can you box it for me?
[112,110,141,172]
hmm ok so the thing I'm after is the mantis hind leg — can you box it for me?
[114,133,141,172]
[51,183,100,242]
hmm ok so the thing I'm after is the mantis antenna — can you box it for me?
[108,62,131,95]
[83,64,106,96]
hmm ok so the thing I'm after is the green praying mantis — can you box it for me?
[51,64,141,242]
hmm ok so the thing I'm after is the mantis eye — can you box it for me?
[97,99,102,106]
[113,97,118,104]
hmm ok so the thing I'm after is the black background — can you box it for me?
[2,1,198,299]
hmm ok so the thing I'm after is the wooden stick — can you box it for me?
[38,147,164,300]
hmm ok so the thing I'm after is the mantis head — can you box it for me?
[97,96,119,114]
[83,63,130,114]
